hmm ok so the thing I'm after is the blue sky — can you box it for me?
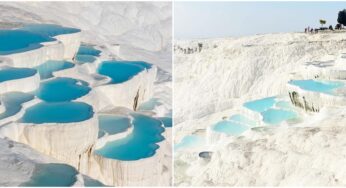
[175,2,346,39]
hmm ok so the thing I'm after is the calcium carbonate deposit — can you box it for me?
[174,32,346,186]
[0,2,171,186]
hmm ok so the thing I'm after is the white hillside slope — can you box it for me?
[174,32,346,186]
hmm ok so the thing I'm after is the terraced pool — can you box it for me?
[35,60,74,79]
[77,45,101,57]
[98,115,131,138]
[19,24,81,37]
[289,79,344,95]
[0,30,54,55]
[95,114,164,161]
[97,61,152,84]
[21,102,93,124]
[244,97,298,125]
[174,135,204,151]
[36,77,90,102]
[21,163,77,187]
[0,92,34,120]
[0,67,37,83]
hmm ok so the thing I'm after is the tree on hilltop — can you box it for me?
[320,19,326,27]
[338,9,346,26]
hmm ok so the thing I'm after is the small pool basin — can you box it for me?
[77,45,101,57]
[98,115,131,137]
[36,77,90,102]
[0,68,37,83]
[35,60,74,79]
[289,79,344,95]
[95,114,164,161]
[97,61,152,84]
[19,24,80,37]
[0,30,55,55]
[20,163,77,187]
[21,102,93,124]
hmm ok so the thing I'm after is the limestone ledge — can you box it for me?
[0,68,40,95]
[0,32,81,68]
[77,66,157,112]
[287,83,346,112]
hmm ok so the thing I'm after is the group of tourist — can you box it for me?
[304,23,344,34]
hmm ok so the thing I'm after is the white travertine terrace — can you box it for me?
[0,27,168,186]
[0,69,40,95]
[0,31,81,68]
[79,66,158,112]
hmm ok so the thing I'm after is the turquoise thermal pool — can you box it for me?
[212,114,256,136]
[289,79,344,95]
[0,92,34,120]
[0,30,54,55]
[243,97,276,113]
[0,67,37,83]
[21,102,93,124]
[138,98,162,111]
[77,45,101,57]
[98,115,131,137]
[158,117,172,128]
[20,163,77,187]
[35,60,74,79]
[213,120,249,136]
[36,77,90,102]
[229,114,257,126]
[261,109,297,125]
[175,135,204,151]
[19,24,81,37]
[244,97,298,125]
[75,54,97,64]
[95,114,164,161]
[97,61,152,84]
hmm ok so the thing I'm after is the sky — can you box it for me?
[175,1,346,39]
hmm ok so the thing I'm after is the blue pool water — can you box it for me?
[36,77,91,102]
[98,115,131,137]
[97,61,152,84]
[0,68,37,83]
[35,60,74,79]
[77,45,101,57]
[129,61,153,69]
[21,102,93,124]
[244,96,298,125]
[175,135,204,151]
[75,54,97,64]
[19,24,80,37]
[243,97,276,113]
[261,109,298,125]
[83,176,105,187]
[289,79,344,94]
[95,114,164,161]
[138,98,162,111]
[0,30,54,55]
[229,114,256,126]
[0,92,34,120]
[275,100,292,110]
[213,120,249,136]
[158,117,172,128]
[21,163,77,186]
